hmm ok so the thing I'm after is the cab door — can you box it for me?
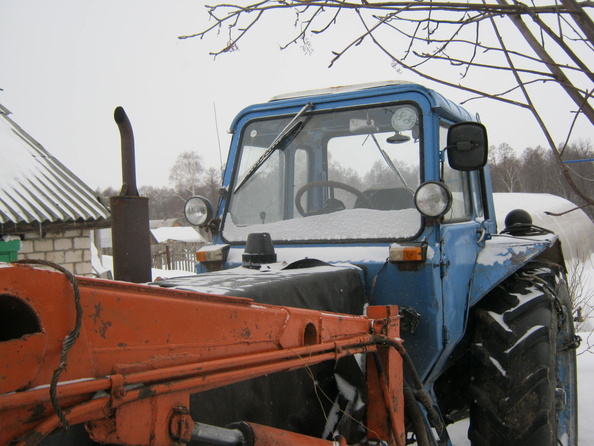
[430,125,488,379]
[439,167,485,345]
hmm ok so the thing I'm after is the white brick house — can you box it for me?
[0,103,110,275]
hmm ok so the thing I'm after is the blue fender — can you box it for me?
[468,234,559,307]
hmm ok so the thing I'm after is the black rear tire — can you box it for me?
[468,260,578,446]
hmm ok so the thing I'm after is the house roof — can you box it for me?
[0,104,110,234]
[149,218,181,229]
[151,227,206,244]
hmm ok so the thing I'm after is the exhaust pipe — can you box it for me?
[110,106,152,283]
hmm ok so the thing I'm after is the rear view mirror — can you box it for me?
[446,122,488,171]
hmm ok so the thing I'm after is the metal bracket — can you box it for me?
[169,406,193,444]
[559,334,582,352]
[399,306,421,334]
[109,374,127,409]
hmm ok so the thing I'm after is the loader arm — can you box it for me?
[0,264,405,446]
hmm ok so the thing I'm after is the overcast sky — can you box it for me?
[1,1,591,190]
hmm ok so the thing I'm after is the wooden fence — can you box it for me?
[151,241,203,273]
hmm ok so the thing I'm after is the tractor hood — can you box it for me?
[151,259,369,315]
[150,259,370,438]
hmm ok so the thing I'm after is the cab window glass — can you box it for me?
[293,148,310,216]
[229,143,284,225]
[224,104,424,242]
[440,124,472,222]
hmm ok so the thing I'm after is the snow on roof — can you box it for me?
[269,80,414,101]
[0,104,110,231]
[149,218,181,229]
[151,226,206,244]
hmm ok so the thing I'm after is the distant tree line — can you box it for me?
[97,143,593,223]
[489,140,594,221]
[97,151,222,222]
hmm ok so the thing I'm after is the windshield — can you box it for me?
[224,103,422,242]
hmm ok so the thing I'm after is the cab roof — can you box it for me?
[230,81,475,132]
[269,80,414,101]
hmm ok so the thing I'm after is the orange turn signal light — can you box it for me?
[389,243,426,262]
[195,251,209,262]
[195,244,230,263]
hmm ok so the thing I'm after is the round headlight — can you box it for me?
[184,196,213,227]
[414,182,452,218]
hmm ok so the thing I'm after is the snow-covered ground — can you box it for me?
[577,332,594,444]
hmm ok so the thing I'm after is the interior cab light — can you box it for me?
[389,243,426,262]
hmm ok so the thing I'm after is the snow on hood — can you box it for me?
[223,208,421,242]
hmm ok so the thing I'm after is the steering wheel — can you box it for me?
[295,180,374,217]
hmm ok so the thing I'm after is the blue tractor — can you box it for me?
[162,81,578,445]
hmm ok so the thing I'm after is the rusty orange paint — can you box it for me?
[0,264,406,445]
[366,305,405,446]
[87,393,191,446]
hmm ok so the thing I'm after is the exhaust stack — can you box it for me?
[110,106,152,283]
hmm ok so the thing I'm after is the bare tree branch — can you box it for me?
[488,4,594,209]
[181,0,594,209]
[495,0,594,123]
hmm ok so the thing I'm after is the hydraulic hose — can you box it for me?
[11,259,82,430]
[372,335,447,440]
[404,386,435,446]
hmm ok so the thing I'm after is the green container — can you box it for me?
[0,239,21,262]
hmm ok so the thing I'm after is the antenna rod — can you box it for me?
[213,102,224,173]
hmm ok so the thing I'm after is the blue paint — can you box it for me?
[194,82,571,442]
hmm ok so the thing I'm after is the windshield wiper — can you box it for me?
[370,133,410,189]
[234,102,313,194]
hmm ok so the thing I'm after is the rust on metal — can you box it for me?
[0,264,406,445]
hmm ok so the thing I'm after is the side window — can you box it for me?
[440,123,473,222]
[471,171,485,220]
[442,166,472,221]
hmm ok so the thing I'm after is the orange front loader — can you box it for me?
[0,263,407,445]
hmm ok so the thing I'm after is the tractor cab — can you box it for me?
[184,82,493,381]
[188,81,489,246]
